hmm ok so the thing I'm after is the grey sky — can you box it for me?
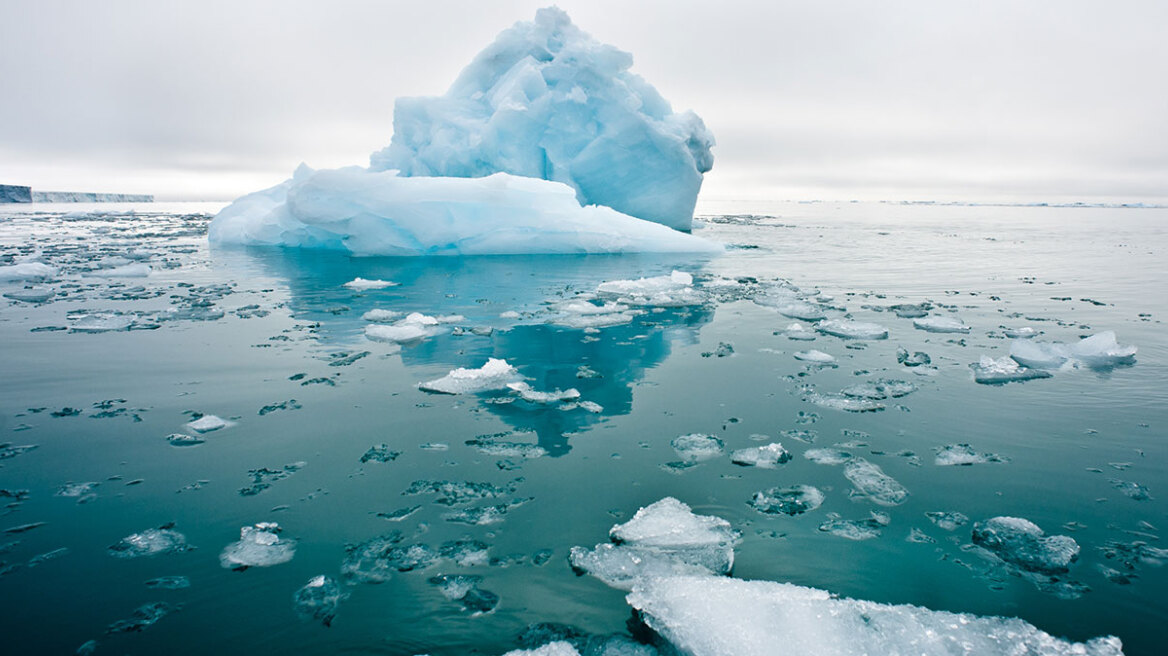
[1,0,1165,202]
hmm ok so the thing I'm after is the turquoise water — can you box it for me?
[1,201,1165,654]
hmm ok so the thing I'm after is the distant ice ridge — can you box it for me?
[551,498,1124,656]
[209,8,719,256]
[372,7,714,231]
[209,167,719,256]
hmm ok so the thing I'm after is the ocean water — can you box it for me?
[1,200,1165,655]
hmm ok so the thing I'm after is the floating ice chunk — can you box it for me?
[294,575,345,626]
[362,309,402,322]
[730,443,791,468]
[844,459,908,506]
[1010,331,1136,370]
[508,382,581,404]
[748,485,824,516]
[90,263,151,278]
[3,288,54,303]
[670,434,724,462]
[0,262,57,282]
[971,516,1079,574]
[343,277,398,291]
[419,358,520,394]
[166,433,205,447]
[549,300,640,329]
[342,533,438,582]
[754,284,825,321]
[428,574,500,614]
[108,527,190,558]
[144,576,190,589]
[465,438,547,459]
[209,169,721,256]
[442,498,532,526]
[934,444,1006,466]
[1004,326,1038,339]
[793,350,835,364]
[106,602,174,634]
[784,323,817,341]
[404,478,522,506]
[365,323,428,343]
[596,271,706,307]
[185,414,232,433]
[895,347,931,367]
[219,523,296,569]
[818,513,887,540]
[840,379,915,400]
[816,319,888,340]
[889,302,931,318]
[970,355,1052,384]
[1110,479,1151,501]
[360,444,401,463]
[569,498,739,590]
[912,315,970,333]
[627,575,1124,656]
[370,7,714,232]
[803,448,853,465]
[925,511,970,531]
[239,462,305,496]
[806,393,884,413]
[70,313,133,333]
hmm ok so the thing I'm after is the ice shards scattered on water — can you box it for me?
[816,319,888,340]
[971,516,1079,575]
[670,434,724,462]
[293,575,346,626]
[804,448,853,465]
[106,602,174,634]
[370,7,714,233]
[108,527,190,558]
[1010,331,1137,370]
[569,498,740,590]
[342,532,443,583]
[793,350,835,364]
[343,278,398,291]
[428,574,500,614]
[895,347,932,368]
[419,359,520,394]
[595,271,706,307]
[0,262,58,282]
[219,523,296,569]
[926,511,970,531]
[185,414,232,433]
[730,443,791,468]
[443,497,533,526]
[239,462,305,496]
[749,485,825,516]
[844,459,908,506]
[934,444,1006,466]
[626,575,1124,656]
[404,479,523,506]
[466,436,547,459]
[971,355,1052,384]
[912,315,970,333]
[0,443,38,460]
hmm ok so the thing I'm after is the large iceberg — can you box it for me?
[372,7,714,231]
[209,8,717,256]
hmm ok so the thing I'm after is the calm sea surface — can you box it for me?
[1,200,1165,655]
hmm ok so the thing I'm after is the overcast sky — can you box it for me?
[1,0,1165,202]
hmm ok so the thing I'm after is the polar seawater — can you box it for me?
[0,200,1165,655]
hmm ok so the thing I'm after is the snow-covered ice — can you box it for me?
[185,414,232,433]
[419,358,520,394]
[371,7,714,232]
[0,262,57,282]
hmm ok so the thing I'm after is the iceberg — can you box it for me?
[209,9,719,256]
[372,7,713,231]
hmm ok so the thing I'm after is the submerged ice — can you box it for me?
[208,8,718,255]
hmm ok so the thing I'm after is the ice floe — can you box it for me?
[934,444,1006,466]
[913,315,970,333]
[729,443,791,468]
[293,575,346,626]
[844,459,908,506]
[0,262,57,282]
[343,277,398,291]
[748,485,825,516]
[419,359,521,394]
[670,434,725,462]
[792,350,835,364]
[970,355,1052,384]
[108,527,190,558]
[185,414,232,433]
[596,271,706,307]
[815,319,888,340]
[971,516,1079,575]
[803,448,853,465]
[219,523,296,569]
[429,574,500,614]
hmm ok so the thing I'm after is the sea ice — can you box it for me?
[913,315,970,333]
[806,393,884,413]
[108,527,190,558]
[90,263,151,278]
[840,379,915,400]
[1010,331,1136,370]
[419,358,520,394]
[428,574,500,614]
[818,513,888,540]
[404,479,522,506]
[729,443,791,468]
[844,459,908,506]
[596,271,706,307]
[971,516,1080,574]
[362,309,402,322]
[816,319,889,340]
[144,576,190,589]
[569,498,740,590]
[343,277,398,291]
[895,347,931,367]
[970,355,1052,384]
[784,323,817,341]
[106,602,174,634]
[3,288,54,303]
[70,313,133,333]
[926,511,970,531]
[219,523,296,569]
[185,414,232,433]
[371,7,714,232]
[748,485,825,516]
[293,575,345,626]
[670,434,725,462]
[365,312,442,344]
[1003,326,1038,339]
[0,262,57,282]
[626,575,1124,656]
[342,533,439,582]
[803,448,853,465]
[934,444,1006,466]
[793,350,835,364]
[508,382,581,404]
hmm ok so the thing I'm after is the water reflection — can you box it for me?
[215,247,715,455]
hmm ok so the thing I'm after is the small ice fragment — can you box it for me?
[896,347,931,367]
[730,443,791,468]
[844,459,908,506]
[91,263,151,278]
[502,642,581,656]
[185,415,232,433]
[108,528,190,558]
[507,382,581,404]
[342,533,438,582]
[362,309,402,322]
[970,355,1052,384]
[144,576,190,589]
[4,288,54,303]
[106,602,173,634]
[428,574,499,614]
[806,393,884,413]
[219,523,296,569]
[818,514,885,540]
[670,434,724,462]
[816,319,889,340]
[419,358,520,394]
[1004,326,1038,339]
[166,433,205,447]
[889,302,931,318]
[793,350,835,363]
[926,511,970,531]
[803,448,853,465]
[375,505,422,522]
[70,313,133,333]
[343,278,398,291]
[785,323,817,341]
[360,444,402,463]
[596,271,706,307]
[1111,479,1151,501]
[748,485,825,516]
[971,516,1079,574]
[934,444,1006,466]
[293,575,346,626]
[913,315,970,333]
